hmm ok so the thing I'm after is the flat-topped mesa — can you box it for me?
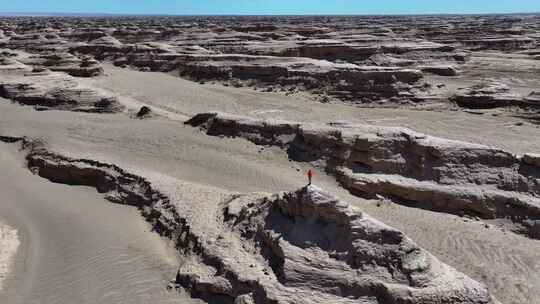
[178,185,494,304]
[186,112,540,238]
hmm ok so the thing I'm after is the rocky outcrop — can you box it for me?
[379,41,455,54]
[0,33,68,52]
[455,37,536,51]
[186,112,540,238]
[525,92,540,107]
[0,62,122,112]
[71,40,182,72]
[21,52,104,77]
[1,15,538,108]
[0,81,120,112]
[419,65,459,76]
[242,39,379,61]
[175,54,423,102]
[451,82,540,109]
[72,35,427,103]
[0,135,188,251]
[135,106,153,118]
[0,55,30,74]
[178,186,494,304]
[27,152,164,208]
[0,136,495,303]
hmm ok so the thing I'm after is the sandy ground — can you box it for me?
[0,221,19,291]
[0,143,201,304]
[1,61,540,303]
[85,64,540,155]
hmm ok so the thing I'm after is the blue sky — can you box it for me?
[1,0,539,15]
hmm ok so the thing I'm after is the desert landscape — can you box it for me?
[0,13,539,304]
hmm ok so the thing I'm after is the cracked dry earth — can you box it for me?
[0,14,540,304]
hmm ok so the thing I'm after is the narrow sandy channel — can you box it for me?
[0,143,201,304]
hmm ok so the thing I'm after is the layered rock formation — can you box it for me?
[186,112,540,238]
[71,37,425,102]
[0,54,122,112]
[451,82,540,109]
[178,186,493,304]
[21,52,104,77]
[0,15,538,108]
[173,55,423,102]
[0,136,495,304]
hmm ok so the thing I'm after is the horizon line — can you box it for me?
[0,11,539,17]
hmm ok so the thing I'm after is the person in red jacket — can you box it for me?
[307,169,313,185]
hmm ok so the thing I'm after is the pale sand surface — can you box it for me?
[1,66,540,303]
[85,64,540,155]
[0,221,19,291]
[0,143,201,304]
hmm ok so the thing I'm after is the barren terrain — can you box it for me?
[0,14,539,304]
